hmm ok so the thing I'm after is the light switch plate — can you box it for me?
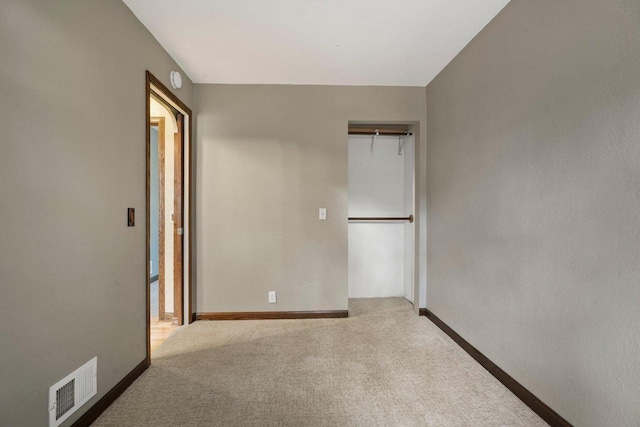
[319,208,327,220]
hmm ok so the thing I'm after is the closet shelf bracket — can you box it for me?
[370,129,379,154]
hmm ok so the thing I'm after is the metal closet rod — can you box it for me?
[348,215,414,223]
[348,128,412,136]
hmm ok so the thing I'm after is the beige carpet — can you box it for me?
[93,298,546,426]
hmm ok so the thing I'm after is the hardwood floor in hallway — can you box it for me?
[150,280,179,354]
[150,318,179,354]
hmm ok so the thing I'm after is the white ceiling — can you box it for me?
[123,0,510,86]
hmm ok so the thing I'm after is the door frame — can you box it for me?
[149,117,166,320]
[145,71,193,362]
[172,113,184,325]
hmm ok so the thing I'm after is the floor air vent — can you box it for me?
[49,357,97,427]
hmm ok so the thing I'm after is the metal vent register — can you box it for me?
[56,379,75,420]
[49,357,97,426]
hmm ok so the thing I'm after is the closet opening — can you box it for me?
[348,124,417,306]
[146,71,193,360]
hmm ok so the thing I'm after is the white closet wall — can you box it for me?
[348,134,414,299]
[403,135,415,301]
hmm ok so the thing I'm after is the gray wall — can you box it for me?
[0,1,193,425]
[195,85,426,313]
[426,0,640,425]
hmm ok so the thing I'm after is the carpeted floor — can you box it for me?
[93,298,546,426]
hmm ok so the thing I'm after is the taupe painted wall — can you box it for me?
[0,1,192,425]
[195,85,426,313]
[426,1,640,425]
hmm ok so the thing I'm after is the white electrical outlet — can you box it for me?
[319,208,327,220]
[268,291,277,304]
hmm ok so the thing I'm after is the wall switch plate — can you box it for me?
[268,291,277,304]
[127,208,135,226]
[319,208,327,220]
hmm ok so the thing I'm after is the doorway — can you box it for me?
[146,71,192,359]
[347,125,416,304]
